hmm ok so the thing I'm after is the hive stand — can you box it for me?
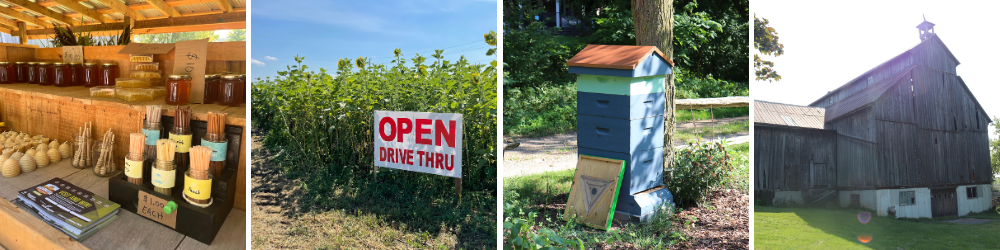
[567,45,676,223]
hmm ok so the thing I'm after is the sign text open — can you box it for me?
[374,111,463,178]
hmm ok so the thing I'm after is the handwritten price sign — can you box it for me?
[62,46,83,63]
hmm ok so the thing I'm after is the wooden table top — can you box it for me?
[0,83,246,126]
[0,160,245,250]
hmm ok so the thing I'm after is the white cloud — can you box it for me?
[264,56,277,60]
[251,59,266,67]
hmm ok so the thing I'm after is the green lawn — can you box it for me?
[755,206,1000,249]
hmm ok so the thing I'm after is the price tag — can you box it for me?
[62,46,83,63]
[137,190,177,228]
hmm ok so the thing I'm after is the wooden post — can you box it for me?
[690,108,697,135]
[710,105,714,139]
[373,166,378,182]
[124,15,135,41]
[455,178,462,199]
[16,21,26,45]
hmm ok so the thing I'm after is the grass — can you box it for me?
[755,206,1000,249]
[676,107,749,123]
[502,142,749,248]
[675,120,749,144]
[252,134,496,249]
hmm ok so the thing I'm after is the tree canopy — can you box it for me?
[134,31,220,43]
[754,15,783,82]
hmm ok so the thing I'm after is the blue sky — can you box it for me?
[250,0,498,80]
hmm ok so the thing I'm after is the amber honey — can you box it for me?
[165,75,191,105]
[53,63,71,87]
[0,62,12,84]
[37,62,53,86]
[82,63,100,87]
[100,63,118,86]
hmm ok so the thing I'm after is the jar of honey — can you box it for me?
[0,62,11,84]
[69,63,82,86]
[53,63,70,87]
[218,75,240,106]
[203,74,220,104]
[14,62,26,83]
[165,74,191,105]
[100,62,118,86]
[82,63,100,87]
[37,62,53,86]
[238,74,246,104]
[26,62,37,84]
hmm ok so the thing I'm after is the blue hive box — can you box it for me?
[566,45,676,223]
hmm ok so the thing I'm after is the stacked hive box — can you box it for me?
[567,45,675,223]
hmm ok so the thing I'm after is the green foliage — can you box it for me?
[754,15,784,82]
[669,141,738,207]
[503,3,586,88]
[134,31,220,43]
[503,203,584,250]
[224,29,246,41]
[582,0,749,83]
[252,34,497,194]
[675,70,748,99]
[991,117,1000,178]
[49,24,131,47]
[503,84,577,136]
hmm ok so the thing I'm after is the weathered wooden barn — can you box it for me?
[754,20,994,218]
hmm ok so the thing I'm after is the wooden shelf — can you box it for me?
[0,160,246,250]
[0,83,247,211]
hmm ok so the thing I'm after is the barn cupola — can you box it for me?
[916,15,936,41]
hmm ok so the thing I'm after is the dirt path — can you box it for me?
[503,117,748,178]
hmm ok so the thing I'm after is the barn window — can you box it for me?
[967,187,978,199]
[900,191,915,206]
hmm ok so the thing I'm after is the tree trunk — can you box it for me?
[631,0,676,174]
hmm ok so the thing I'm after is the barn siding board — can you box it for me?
[753,126,836,191]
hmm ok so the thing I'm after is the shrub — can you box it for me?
[668,141,737,207]
[503,84,578,136]
[503,7,585,88]
[251,35,497,194]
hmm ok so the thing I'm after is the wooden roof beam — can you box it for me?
[5,0,78,26]
[91,0,143,20]
[0,6,50,28]
[46,0,114,24]
[142,0,180,18]
[216,0,231,12]
[24,11,244,38]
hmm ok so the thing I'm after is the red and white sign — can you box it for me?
[374,111,463,178]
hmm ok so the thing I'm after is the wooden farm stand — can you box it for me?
[0,42,246,249]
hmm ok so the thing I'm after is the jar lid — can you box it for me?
[101,62,117,66]
[69,63,81,65]
[83,62,97,66]
[53,62,65,66]
[14,62,24,64]
[37,62,48,65]
[206,74,220,78]
[27,62,37,65]
[0,62,9,65]
[168,74,191,80]
[221,74,239,79]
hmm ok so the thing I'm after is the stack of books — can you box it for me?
[14,178,120,241]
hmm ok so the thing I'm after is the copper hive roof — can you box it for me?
[567,45,675,70]
[754,100,827,129]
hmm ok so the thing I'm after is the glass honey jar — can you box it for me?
[82,63,100,87]
[37,62,53,86]
[53,63,70,87]
[218,75,240,106]
[14,62,26,83]
[100,62,118,86]
[203,74,220,104]
[69,63,82,86]
[0,62,12,84]
[26,62,38,84]
[165,75,191,105]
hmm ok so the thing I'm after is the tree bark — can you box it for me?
[631,0,676,174]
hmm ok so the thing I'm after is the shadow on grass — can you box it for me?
[755,205,1000,249]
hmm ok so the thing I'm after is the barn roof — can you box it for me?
[754,100,827,129]
[824,65,917,122]
[567,45,674,69]
[809,34,958,107]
